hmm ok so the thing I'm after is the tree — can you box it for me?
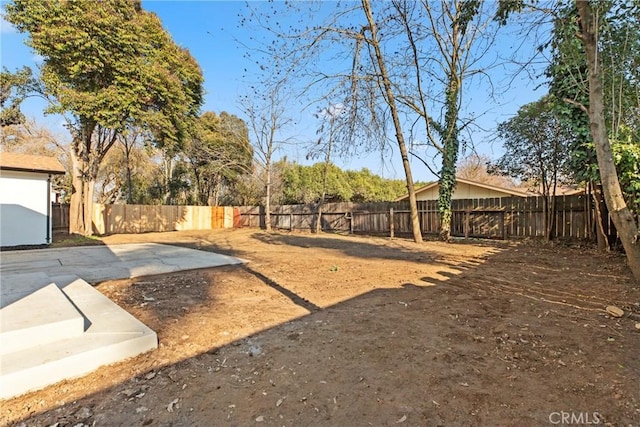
[489,97,573,240]
[575,1,640,281]
[117,126,149,204]
[392,0,497,241]
[359,0,423,243]
[93,131,161,205]
[0,66,35,127]
[548,2,640,252]
[309,104,344,232]
[243,0,500,242]
[546,3,607,248]
[185,111,253,206]
[241,1,423,241]
[496,0,640,280]
[279,162,409,204]
[456,153,517,188]
[5,0,203,235]
[242,80,294,231]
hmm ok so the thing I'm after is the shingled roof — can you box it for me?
[0,152,66,175]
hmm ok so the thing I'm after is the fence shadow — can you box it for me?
[249,231,504,265]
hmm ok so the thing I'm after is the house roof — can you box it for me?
[395,177,532,201]
[0,152,66,175]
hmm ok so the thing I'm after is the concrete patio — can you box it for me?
[0,243,244,400]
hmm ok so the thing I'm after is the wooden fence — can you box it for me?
[234,195,597,240]
[52,194,620,241]
[90,204,234,235]
[52,203,70,232]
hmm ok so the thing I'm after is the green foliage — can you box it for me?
[611,126,640,213]
[280,162,407,204]
[0,66,35,127]
[185,111,253,205]
[4,0,203,145]
[5,0,204,232]
[490,97,573,192]
[547,1,640,202]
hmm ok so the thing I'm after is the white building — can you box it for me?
[0,152,66,247]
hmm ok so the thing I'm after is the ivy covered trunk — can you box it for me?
[438,73,461,242]
[438,144,458,241]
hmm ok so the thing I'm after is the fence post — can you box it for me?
[349,212,354,234]
[389,208,394,239]
[464,210,470,239]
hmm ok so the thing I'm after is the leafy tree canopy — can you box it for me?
[5,0,203,145]
[489,96,573,194]
[280,162,409,205]
[0,66,35,127]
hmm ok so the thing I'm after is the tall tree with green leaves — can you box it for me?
[497,0,640,281]
[5,0,203,235]
[185,111,253,206]
[490,97,573,240]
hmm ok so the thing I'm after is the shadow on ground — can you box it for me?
[4,235,638,426]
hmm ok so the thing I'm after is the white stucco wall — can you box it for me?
[0,170,52,247]
[416,182,515,201]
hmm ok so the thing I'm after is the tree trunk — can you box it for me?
[84,179,95,235]
[125,146,133,204]
[438,141,458,241]
[69,152,85,235]
[315,201,323,234]
[265,159,272,232]
[577,1,640,282]
[68,151,95,236]
[591,183,610,251]
[362,0,422,243]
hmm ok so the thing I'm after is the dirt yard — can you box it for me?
[2,229,639,426]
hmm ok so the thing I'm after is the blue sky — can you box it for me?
[1,1,550,181]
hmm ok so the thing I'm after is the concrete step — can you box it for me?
[0,277,157,400]
[0,283,85,355]
[0,272,58,308]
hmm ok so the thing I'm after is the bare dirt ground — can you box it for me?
[2,228,639,426]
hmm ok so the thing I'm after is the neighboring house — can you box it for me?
[396,177,531,202]
[0,152,66,247]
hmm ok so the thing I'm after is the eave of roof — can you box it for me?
[0,152,66,175]
[395,177,532,201]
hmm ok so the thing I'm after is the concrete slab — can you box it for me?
[0,329,157,400]
[0,272,51,308]
[0,277,157,400]
[0,243,243,400]
[0,283,85,355]
[0,243,244,284]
